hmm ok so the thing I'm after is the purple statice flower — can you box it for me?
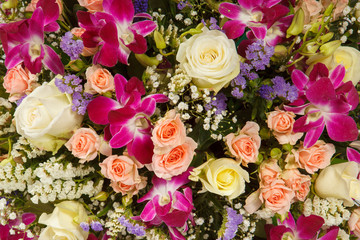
[90,221,103,231]
[272,76,298,102]
[16,95,27,106]
[133,0,148,14]
[246,41,274,71]
[177,0,192,10]
[259,85,275,100]
[231,75,247,89]
[80,222,90,232]
[240,62,258,81]
[60,32,84,61]
[209,17,221,30]
[205,93,228,115]
[118,216,146,236]
[231,88,244,99]
[72,92,93,115]
[221,207,243,240]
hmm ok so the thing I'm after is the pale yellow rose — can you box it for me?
[38,201,89,240]
[306,46,360,85]
[314,161,360,206]
[176,27,240,93]
[189,157,249,200]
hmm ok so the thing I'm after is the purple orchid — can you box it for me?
[265,213,339,240]
[346,142,360,164]
[133,170,194,240]
[285,63,359,148]
[219,0,289,40]
[0,212,37,240]
[77,0,157,67]
[0,0,63,74]
[87,74,168,164]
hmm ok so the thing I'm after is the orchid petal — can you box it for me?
[29,8,44,40]
[138,98,156,116]
[306,77,336,105]
[168,226,186,240]
[126,33,147,54]
[237,0,263,9]
[267,225,293,240]
[296,215,324,239]
[309,63,329,82]
[77,11,95,28]
[109,126,134,148]
[183,187,193,203]
[129,133,153,164]
[125,77,146,95]
[36,0,59,27]
[173,191,192,212]
[318,227,339,240]
[281,212,296,229]
[22,43,44,74]
[44,21,60,32]
[94,43,119,67]
[303,122,325,148]
[325,114,358,142]
[346,148,360,163]
[114,74,128,103]
[219,3,242,19]
[134,13,153,19]
[163,210,191,227]
[153,194,172,216]
[140,201,156,222]
[167,170,191,193]
[144,94,169,104]
[336,82,359,110]
[87,96,120,125]
[43,45,64,75]
[22,213,36,225]
[4,45,22,69]
[108,107,136,125]
[0,224,10,239]
[81,29,101,48]
[99,21,119,46]
[221,20,246,39]
[104,125,112,141]
[265,0,282,7]
[131,20,157,36]
[291,69,309,91]
[105,0,134,24]
[329,65,345,89]
[117,43,131,65]
[293,115,324,133]
[284,103,310,115]
[249,25,267,39]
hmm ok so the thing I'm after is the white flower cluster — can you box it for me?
[0,163,33,193]
[11,136,46,163]
[0,97,15,136]
[238,209,257,240]
[104,204,127,238]
[303,196,351,226]
[28,156,103,204]
[157,22,181,48]
[168,68,192,95]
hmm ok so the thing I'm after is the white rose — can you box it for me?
[38,201,89,240]
[306,46,360,85]
[14,78,83,152]
[314,161,360,206]
[176,27,240,93]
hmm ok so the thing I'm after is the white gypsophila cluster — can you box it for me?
[11,136,46,163]
[0,163,33,193]
[254,208,275,224]
[168,68,192,95]
[238,209,257,239]
[337,229,350,240]
[303,196,350,226]
[104,204,127,238]
[158,22,181,48]
[0,98,15,136]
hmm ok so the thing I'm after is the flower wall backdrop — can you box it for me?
[0,0,360,239]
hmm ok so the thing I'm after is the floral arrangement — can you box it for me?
[1,0,360,239]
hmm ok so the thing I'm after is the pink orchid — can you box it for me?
[219,0,289,40]
[285,63,358,148]
[0,212,36,240]
[265,213,339,240]
[134,170,194,240]
[0,0,63,74]
[77,0,157,67]
[87,74,168,164]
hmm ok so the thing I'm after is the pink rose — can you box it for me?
[281,169,311,201]
[295,0,322,24]
[70,28,99,56]
[293,141,335,174]
[100,155,141,185]
[321,0,348,20]
[84,65,115,94]
[225,121,261,167]
[349,208,360,238]
[151,137,197,179]
[260,180,295,214]
[77,0,103,13]
[152,110,187,154]
[25,0,63,13]
[3,64,38,102]
[259,159,282,186]
[111,176,147,197]
[65,128,101,163]
[267,108,303,145]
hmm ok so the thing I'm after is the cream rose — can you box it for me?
[38,201,89,240]
[176,27,240,93]
[306,46,360,85]
[84,64,114,94]
[314,161,360,206]
[14,79,83,152]
[189,158,249,200]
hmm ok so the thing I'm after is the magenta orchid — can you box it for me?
[285,63,359,148]
[0,0,63,74]
[219,0,290,40]
[0,212,36,240]
[265,213,339,240]
[133,170,194,240]
[87,74,168,164]
[77,0,157,67]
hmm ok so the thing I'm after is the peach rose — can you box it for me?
[26,0,63,13]
[84,65,114,94]
[267,108,303,145]
[152,110,187,154]
[151,137,197,179]
[260,180,295,214]
[321,0,348,20]
[100,155,141,185]
[77,0,103,13]
[70,28,99,56]
[259,159,282,187]
[3,64,38,102]
[281,169,311,201]
[65,128,101,163]
[225,121,261,167]
[348,208,360,238]
[111,176,147,197]
[293,141,335,174]
[295,0,322,24]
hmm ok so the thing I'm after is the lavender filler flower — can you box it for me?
[205,93,228,115]
[246,40,274,71]
[133,0,148,14]
[118,216,146,237]
[219,207,243,240]
[90,221,103,231]
[80,222,90,232]
[60,32,84,60]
